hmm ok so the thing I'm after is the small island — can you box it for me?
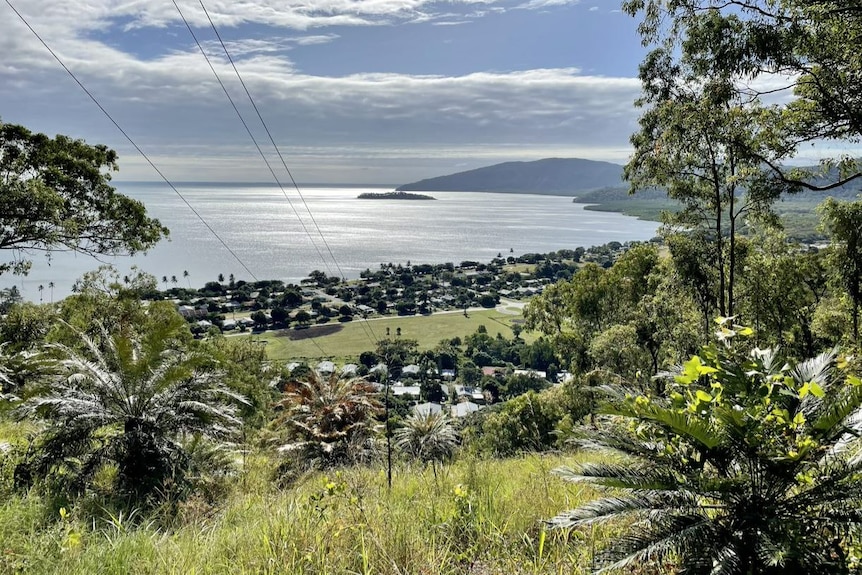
[357,191,436,200]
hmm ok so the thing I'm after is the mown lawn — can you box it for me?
[244,308,530,363]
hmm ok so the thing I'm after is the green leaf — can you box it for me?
[695,390,713,403]
[809,382,825,398]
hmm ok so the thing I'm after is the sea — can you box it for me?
[4,184,660,301]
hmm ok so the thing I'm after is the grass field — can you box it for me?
[245,307,528,363]
[0,452,613,575]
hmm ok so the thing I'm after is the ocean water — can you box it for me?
[4,184,660,301]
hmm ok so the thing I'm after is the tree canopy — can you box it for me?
[623,0,862,189]
[0,121,168,276]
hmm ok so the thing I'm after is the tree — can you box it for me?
[19,321,246,499]
[625,71,787,319]
[270,306,289,327]
[250,310,268,330]
[0,121,168,276]
[48,281,54,304]
[294,310,312,327]
[276,371,381,469]
[623,0,862,192]
[183,270,191,288]
[550,323,862,574]
[394,411,458,477]
[819,199,862,342]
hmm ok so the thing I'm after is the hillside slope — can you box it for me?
[397,158,624,195]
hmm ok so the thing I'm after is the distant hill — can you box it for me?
[396,158,624,195]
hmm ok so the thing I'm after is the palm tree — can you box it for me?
[170,275,178,287]
[218,273,225,284]
[48,281,54,303]
[276,370,381,469]
[162,275,168,291]
[19,324,247,498]
[549,325,862,574]
[183,270,191,289]
[37,284,43,303]
[394,410,458,478]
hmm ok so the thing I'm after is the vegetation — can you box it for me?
[551,323,862,574]
[5,3,862,570]
[0,121,168,277]
[275,370,382,469]
[17,318,247,501]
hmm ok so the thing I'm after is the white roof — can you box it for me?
[317,361,335,373]
[451,402,480,418]
[413,402,443,417]
[341,363,358,375]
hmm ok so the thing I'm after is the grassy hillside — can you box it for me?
[0,453,615,575]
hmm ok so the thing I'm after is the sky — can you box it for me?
[0,0,660,184]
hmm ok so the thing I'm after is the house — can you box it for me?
[177,304,206,319]
[401,364,421,376]
[317,360,336,374]
[413,402,443,417]
[221,319,237,331]
[286,362,302,373]
[451,401,481,418]
[370,363,388,375]
[391,384,421,397]
[454,385,486,402]
[481,366,505,378]
[440,369,456,380]
[341,363,358,376]
[514,369,547,380]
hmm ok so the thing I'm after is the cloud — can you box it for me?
[517,0,580,9]
[0,0,644,182]
[589,6,599,11]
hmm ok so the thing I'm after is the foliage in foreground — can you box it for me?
[18,319,247,499]
[0,454,609,575]
[550,322,862,574]
[276,370,382,469]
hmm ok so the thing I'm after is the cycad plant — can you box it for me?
[550,321,862,574]
[276,370,381,469]
[394,410,458,477]
[19,324,246,499]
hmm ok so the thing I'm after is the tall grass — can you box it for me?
[0,453,618,575]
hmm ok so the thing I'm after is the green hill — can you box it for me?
[396,157,624,195]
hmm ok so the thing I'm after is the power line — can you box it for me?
[199,0,346,282]
[171,0,334,280]
[4,0,259,282]
[171,1,331,357]
[197,0,383,349]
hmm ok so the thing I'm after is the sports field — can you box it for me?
[245,307,528,363]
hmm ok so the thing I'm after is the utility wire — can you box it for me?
[199,0,346,282]
[171,0,334,279]
[172,1,331,358]
[197,0,383,348]
[4,0,259,282]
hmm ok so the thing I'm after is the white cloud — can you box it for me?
[517,0,580,9]
[0,0,644,182]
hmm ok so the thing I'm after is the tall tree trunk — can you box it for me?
[728,184,736,317]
